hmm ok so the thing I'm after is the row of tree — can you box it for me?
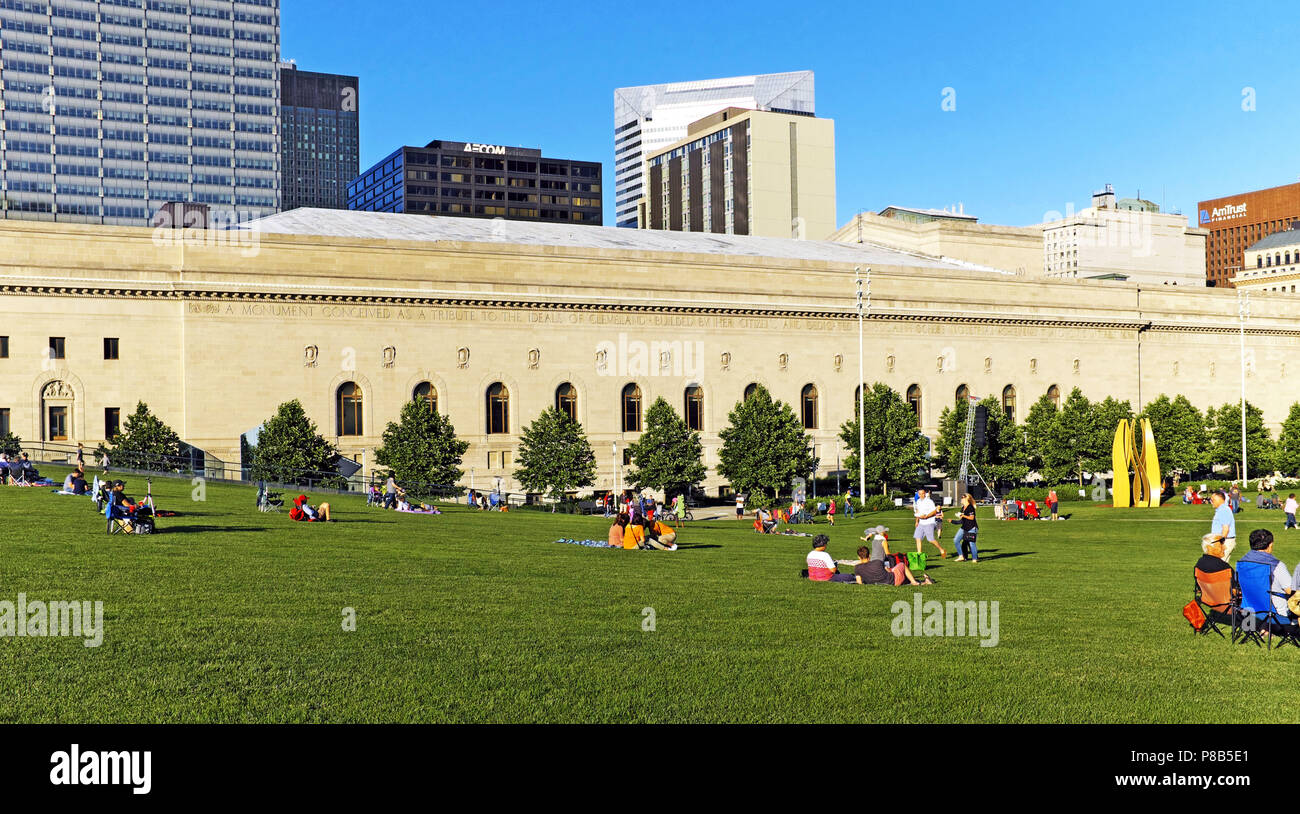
[16,384,1300,499]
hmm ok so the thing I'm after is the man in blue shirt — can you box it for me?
[1209,490,1236,562]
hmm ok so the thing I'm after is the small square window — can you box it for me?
[48,337,65,360]
[104,337,120,360]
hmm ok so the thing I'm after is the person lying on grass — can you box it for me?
[290,494,333,522]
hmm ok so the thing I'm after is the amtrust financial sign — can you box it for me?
[1200,202,1247,225]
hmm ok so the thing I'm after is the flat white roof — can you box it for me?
[241,209,1011,273]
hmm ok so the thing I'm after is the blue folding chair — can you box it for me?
[1236,560,1300,650]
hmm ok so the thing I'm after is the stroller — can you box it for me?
[366,484,384,508]
[256,481,283,513]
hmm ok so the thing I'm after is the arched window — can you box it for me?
[743,383,759,401]
[555,382,578,422]
[800,384,818,430]
[337,382,363,436]
[1047,384,1060,408]
[413,382,437,413]
[486,382,509,434]
[684,385,704,431]
[622,383,642,432]
[1002,385,1017,421]
[955,384,970,404]
[906,384,921,426]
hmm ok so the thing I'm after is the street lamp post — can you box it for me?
[1239,291,1250,487]
[611,441,619,500]
[856,266,870,501]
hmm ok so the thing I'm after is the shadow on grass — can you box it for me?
[973,550,1035,562]
[159,525,271,535]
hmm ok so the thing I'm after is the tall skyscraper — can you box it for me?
[280,62,357,211]
[0,0,281,226]
[612,71,814,228]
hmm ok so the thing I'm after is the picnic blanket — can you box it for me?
[554,538,613,548]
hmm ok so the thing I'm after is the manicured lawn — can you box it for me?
[1,471,1296,723]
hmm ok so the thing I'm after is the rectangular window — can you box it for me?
[0,408,9,436]
[49,337,66,360]
[104,337,120,360]
[0,336,8,358]
[105,407,121,439]
[47,406,68,441]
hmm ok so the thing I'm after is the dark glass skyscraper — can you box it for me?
[280,62,358,211]
[347,140,601,225]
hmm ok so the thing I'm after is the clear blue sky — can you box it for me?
[283,0,1300,228]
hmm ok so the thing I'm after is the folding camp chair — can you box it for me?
[1235,560,1300,650]
[256,481,283,513]
[1192,565,1238,640]
[105,492,133,535]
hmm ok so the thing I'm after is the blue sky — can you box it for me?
[283,0,1300,228]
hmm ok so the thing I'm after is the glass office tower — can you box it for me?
[0,0,281,226]
[280,62,357,211]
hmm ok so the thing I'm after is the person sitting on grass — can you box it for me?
[804,535,856,583]
[62,466,88,495]
[640,516,678,550]
[290,494,333,522]
[108,480,139,531]
[622,514,645,549]
[853,543,933,586]
[608,513,629,548]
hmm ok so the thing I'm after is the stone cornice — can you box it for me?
[0,281,1294,336]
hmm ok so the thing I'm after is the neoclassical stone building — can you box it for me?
[0,209,1294,492]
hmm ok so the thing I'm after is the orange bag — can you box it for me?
[1182,600,1207,632]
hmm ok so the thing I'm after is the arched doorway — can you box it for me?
[42,380,74,441]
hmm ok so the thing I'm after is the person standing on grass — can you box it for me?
[735,492,745,521]
[827,496,836,526]
[1208,490,1236,561]
[1047,489,1059,521]
[76,442,85,468]
[845,491,855,520]
[912,487,946,558]
[950,493,980,563]
[1286,494,1299,531]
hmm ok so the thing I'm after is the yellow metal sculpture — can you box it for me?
[1112,417,1161,508]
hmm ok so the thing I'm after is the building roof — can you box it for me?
[878,205,977,222]
[241,209,1010,273]
[1246,226,1300,253]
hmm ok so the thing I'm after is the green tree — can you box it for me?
[374,400,469,491]
[838,383,929,495]
[1208,400,1275,480]
[99,402,182,470]
[1276,402,1300,477]
[718,384,817,501]
[1021,393,1061,475]
[1042,387,1095,486]
[0,431,22,457]
[1138,394,1209,479]
[1091,396,1134,468]
[250,399,339,486]
[513,407,597,503]
[626,397,706,498]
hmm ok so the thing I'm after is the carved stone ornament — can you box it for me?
[936,355,945,373]
[596,348,608,372]
[720,352,731,371]
[660,350,672,372]
[778,353,788,371]
[382,346,396,368]
[1029,358,1038,374]
[43,380,73,399]
[833,354,843,373]
[457,347,470,369]
[1072,358,1080,375]
[304,345,319,368]
[528,348,540,370]
[983,357,992,374]
[886,355,895,373]
[1173,361,1179,377]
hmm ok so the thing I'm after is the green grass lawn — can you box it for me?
[1,470,1296,723]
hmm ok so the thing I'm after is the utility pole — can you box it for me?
[856,266,870,500]
[1239,290,1250,487]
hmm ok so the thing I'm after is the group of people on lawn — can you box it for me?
[606,512,677,550]
[1198,488,1298,624]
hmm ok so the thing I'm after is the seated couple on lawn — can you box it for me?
[804,531,932,586]
[608,512,677,550]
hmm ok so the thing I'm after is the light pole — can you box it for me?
[611,441,619,499]
[1239,290,1250,487]
[856,266,870,501]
